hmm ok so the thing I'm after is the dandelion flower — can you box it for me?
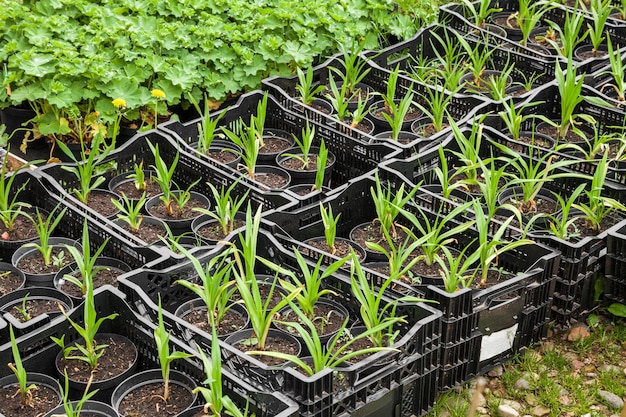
[112,98,127,109]
[151,89,166,99]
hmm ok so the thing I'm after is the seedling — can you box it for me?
[312,141,328,192]
[153,297,194,403]
[296,66,326,106]
[0,152,32,233]
[193,180,248,237]
[435,245,480,293]
[325,76,351,121]
[378,66,416,141]
[112,192,147,233]
[545,8,587,58]
[284,122,316,170]
[349,93,371,128]
[53,370,99,417]
[539,183,586,240]
[415,85,455,135]
[126,161,148,192]
[13,293,31,322]
[370,171,419,238]
[456,34,495,87]
[8,325,38,406]
[585,0,612,56]
[23,205,67,267]
[599,36,626,102]
[516,0,554,48]
[222,120,261,180]
[498,99,550,142]
[188,91,227,154]
[461,0,502,28]
[329,41,371,99]
[319,203,341,255]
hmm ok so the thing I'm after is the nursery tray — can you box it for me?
[262,173,559,390]
[117,228,442,417]
[262,46,488,159]
[159,90,402,209]
[0,287,298,417]
[604,223,626,306]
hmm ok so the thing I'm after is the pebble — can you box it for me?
[502,400,523,411]
[498,404,520,417]
[563,352,579,361]
[585,372,597,378]
[488,365,504,377]
[567,324,590,341]
[514,378,531,390]
[581,414,591,417]
[531,405,550,417]
[598,390,624,410]
[598,364,621,373]
[559,395,572,406]
[572,360,585,370]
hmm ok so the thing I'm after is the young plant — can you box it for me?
[222,121,261,180]
[13,293,31,321]
[349,93,371,128]
[539,183,586,240]
[57,139,113,204]
[448,114,486,187]
[545,8,587,58]
[461,0,502,28]
[599,36,626,102]
[230,205,302,351]
[296,66,326,106]
[471,201,534,288]
[498,99,550,142]
[249,301,397,375]
[54,370,100,417]
[319,202,341,255]
[349,250,426,347]
[284,122,316,170]
[512,70,545,95]
[0,153,33,234]
[188,91,227,154]
[585,0,612,56]
[573,153,626,233]
[325,76,352,121]
[379,66,416,141]
[475,156,519,219]
[516,0,554,48]
[23,205,67,267]
[194,332,250,417]
[456,34,495,87]
[431,146,471,200]
[8,325,38,406]
[370,171,419,238]
[127,161,148,192]
[399,201,476,267]
[329,41,371,99]
[61,220,110,296]
[312,141,329,192]
[481,63,515,101]
[174,245,237,329]
[54,272,119,370]
[154,297,194,403]
[558,124,625,161]
[111,192,147,233]
[415,86,455,134]
[435,245,480,293]
[194,180,248,237]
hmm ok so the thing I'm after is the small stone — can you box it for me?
[514,378,531,390]
[532,405,550,417]
[488,365,504,377]
[559,389,570,396]
[498,404,520,417]
[580,414,591,417]
[502,400,523,411]
[599,364,621,373]
[572,360,586,370]
[583,365,596,373]
[559,395,572,406]
[598,390,624,410]
[563,352,579,361]
[477,407,488,414]
[585,372,597,378]
[525,394,538,406]
[540,340,554,352]
[568,325,590,341]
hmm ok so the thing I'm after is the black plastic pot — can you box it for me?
[258,128,295,164]
[174,298,250,341]
[373,130,422,146]
[0,373,61,416]
[191,211,246,245]
[111,369,197,416]
[459,70,513,95]
[44,400,120,417]
[53,256,132,305]
[368,99,422,132]
[243,165,292,191]
[574,44,609,61]
[190,139,242,169]
[293,97,334,115]
[497,186,558,229]
[108,169,159,201]
[276,146,336,186]
[224,328,302,368]
[0,261,26,297]
[301,236,367,262]
[275,297,350,345]
[0,206,51,262]
[55,333,139,403]
[113,216,168,245]
[145,190,211,236]
[12,237,81,287]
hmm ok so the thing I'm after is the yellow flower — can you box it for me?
[112,98,127,109]
[151,89,166,99]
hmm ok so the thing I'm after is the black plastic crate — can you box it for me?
[117,228,442,417]
[0,287,299,417]
[262,45,488,159]
[439,0,626,74]
[159,91,402,209]
[0,170,166,270]
[604,223,626,305]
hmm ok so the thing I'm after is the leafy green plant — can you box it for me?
[515,0,555,48]
[599,36,626,102]
[378,66,416,141]
[61,221,110,297]
[53,272,119,370]
[545,8,587,58]
[448,115,486,187]
[329,41,371,99]
[498,100,550,142]
[194,332,250,417]
[296,67,326,106]
[538,183,586,240]
[414,86,455,134]
[111,192,147,233]
[319,202,341,255]
[8,325,38,406]
[174,244,237,329]
[154,297,194,403]
[249,300,397,375]
[474,156,519,219]
[430,146,470,200]
[460,0,502,28]
[193,180,248,237]
[54,370,100,417]
[585,0,612,56]
[23,205,67,267]
[188,92,227,155]
[512,70,546,95]
[573,153,626,233]
[57,139,113,204]
[456,34,495,87]
[434,244,480,293]
[325,76,352,121]
[283,122,316,170]
[399,201,476,267]
[0,155,32,234]
[370,172,419,238]
[223,121,261,180]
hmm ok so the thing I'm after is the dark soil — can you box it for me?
[373,105,422,126]
[60,267,123,297]
[179,305,247,336]
[112,178,162,200]
[233,334,300,366]
[503,195,558,218]
[350,222,409,258]
[537,123,591,144]
[492,15,520,29]
[9,298,61,323]
[471,268,515,290]
[276,303,348,339]
[414,122,448,137]
[147,198,209,220]
[0,271,24,296]
[251,171,290,190]
[259,137,292,156]
[119,221,167,244]
[279,154,328,172]
[0,212,40,242]
[572,214,623,238]
[16,247,73,275]
[84,191,120,218]
[117,382,194,417]
[341,118,374,133]
[196,218,245,241]
[295,102,332,115]
[576,49,608,60]
[206,148,238,164]
[57,335,137,383]
[331,329,381,364]
[508,134,554,152]
[305,237,366,260]
[0,384,60,417]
